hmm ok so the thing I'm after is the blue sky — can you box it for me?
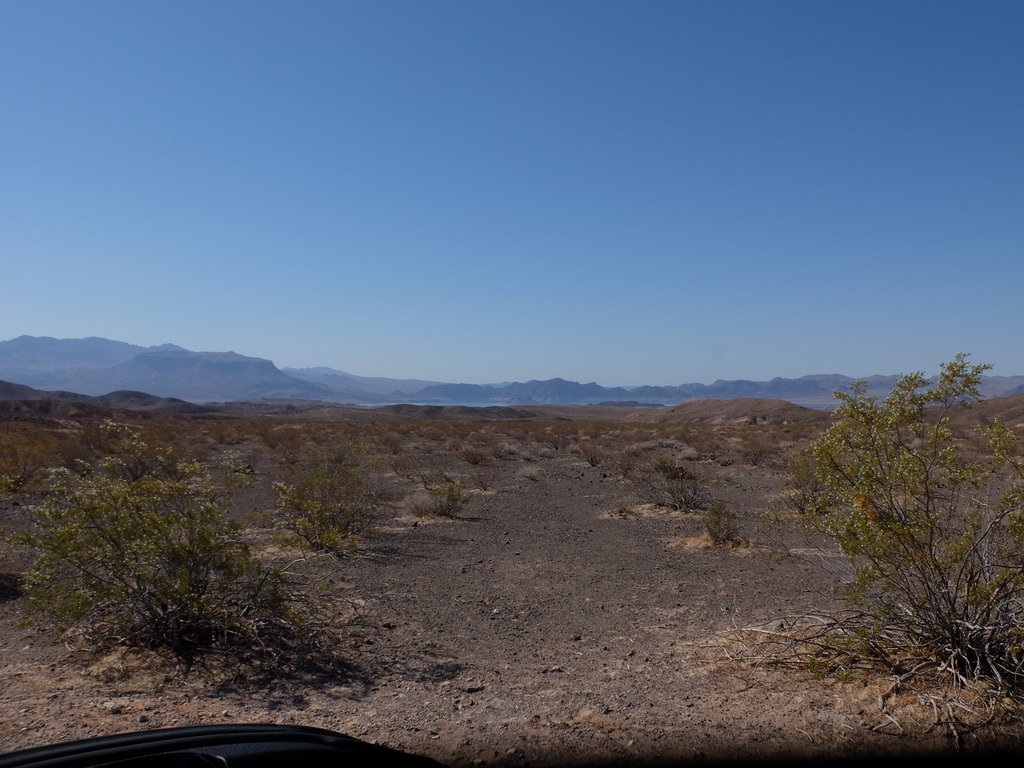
[2,0,1022,386]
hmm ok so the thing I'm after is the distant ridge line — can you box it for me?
[1,336,1022,407]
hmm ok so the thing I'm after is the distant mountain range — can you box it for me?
[2,335,1023,408]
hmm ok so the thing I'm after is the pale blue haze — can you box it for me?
[2,0,1022,385]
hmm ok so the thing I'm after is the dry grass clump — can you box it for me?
[573,437,605,467]
[627,456,714,512]
[694,612,1024,749]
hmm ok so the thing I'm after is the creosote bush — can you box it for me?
[0,428,61,494]
[416,481,471,519]
[703,500,741,548]
[273,440,383,555]
[13,425,307,662]
[793,354,1024,694]
[575,438,604,467]
[631,457,712,512]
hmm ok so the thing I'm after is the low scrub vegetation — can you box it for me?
[630,457,713,512]
[274,439,384,555]
[5,375,1023,746]
[0,427,61,494]
[702,500,742,548]
[788,355,1024,703]
[10,424,334,666]
[415,481,471,519]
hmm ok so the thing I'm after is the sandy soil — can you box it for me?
[2,413,1024,767]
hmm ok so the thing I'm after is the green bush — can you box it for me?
[794,354,1024,691]
[703,500,741,548]
[13,428,301,662]
[273,440,383,555]
[0,428,60,494]
[421,481,471,519]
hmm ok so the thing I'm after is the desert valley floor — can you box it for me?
[3,397,1024,766]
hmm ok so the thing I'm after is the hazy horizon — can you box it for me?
[4,332,1022,391]
[3,1,1022,385]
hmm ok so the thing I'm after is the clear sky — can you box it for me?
[2,0,1022,386]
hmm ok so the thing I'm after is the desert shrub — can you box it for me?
[387,452,418,480]
[575,438,604,467]
[491,441,518,460]
[12,430,301,661]
[376,428,406,456]
[418,467,455,489]
[416,481,471,519]
[78,420,165,480]
[614,445,642,478]
[431,480,471,517]
[793,354,1024,693]
[274,440,383,555]
[0,427,60,493]
[470,466,498,491]
[250,422,308,452]
[631,457,712,512]
[784,450,827,519]
[204,419,247,447]
[458,445,487,465]
[739,431,777,466]
[539,427,571,450]
[702,500,741,548]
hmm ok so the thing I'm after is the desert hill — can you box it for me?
[642,397,831,426]
[955,392,1024,428]
[0,380,215,417]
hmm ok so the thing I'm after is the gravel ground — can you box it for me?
[3,419,1024,767]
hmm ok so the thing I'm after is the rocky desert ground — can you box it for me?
[2,397,1024,766]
